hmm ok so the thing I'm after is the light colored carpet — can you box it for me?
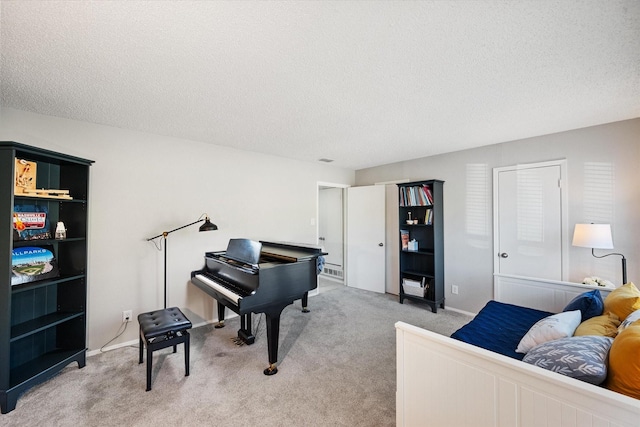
[2,284,472,426]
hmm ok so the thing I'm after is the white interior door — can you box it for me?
[347,185,386,293]
[494,161,567,280]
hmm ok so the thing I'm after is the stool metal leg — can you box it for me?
[146,343,153,391]
[139,329,144,364]
[184,331,190,377]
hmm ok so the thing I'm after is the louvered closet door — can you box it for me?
[495,162,564,280]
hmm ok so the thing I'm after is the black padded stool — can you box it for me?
[138,307,192,391]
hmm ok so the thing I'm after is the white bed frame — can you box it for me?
[396,274,640,427]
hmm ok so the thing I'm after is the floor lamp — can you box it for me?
[572,223,627,284]
[147,214,218,308]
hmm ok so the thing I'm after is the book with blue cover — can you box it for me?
[11,245,59,286]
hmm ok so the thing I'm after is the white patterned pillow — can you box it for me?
[618,309,640,332]
[522,336,614,385]
[515,310,582,353]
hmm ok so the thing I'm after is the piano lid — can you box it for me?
[260,240,326,262]
[225,238,262,266]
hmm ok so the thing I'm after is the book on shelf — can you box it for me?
[13,204,52,241]
[399,184,433,207]
[422,184,433,204]
[424,208,433,225]
[400,229,409,250]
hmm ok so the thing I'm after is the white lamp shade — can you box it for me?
[572,223,614,249]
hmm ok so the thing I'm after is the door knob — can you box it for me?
[379,243,384,247]
[499,252,508,258]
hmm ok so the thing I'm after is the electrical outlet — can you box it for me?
[451,285,459,295]
[122,310,132,323]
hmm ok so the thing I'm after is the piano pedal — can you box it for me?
[231,337,245,346]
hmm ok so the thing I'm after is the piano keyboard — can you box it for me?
[194,274,243,304]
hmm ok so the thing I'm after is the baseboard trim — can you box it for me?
[87,317,230,356]
[443,306,476,317]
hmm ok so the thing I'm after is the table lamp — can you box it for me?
[572,223,627,284]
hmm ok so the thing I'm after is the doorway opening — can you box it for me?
[317,182,348,287]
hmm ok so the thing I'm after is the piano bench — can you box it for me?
[138,307,192,391]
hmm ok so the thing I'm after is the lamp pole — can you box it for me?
[591,248,627,285]
[147,216,217,308]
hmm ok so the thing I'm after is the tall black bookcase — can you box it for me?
[0,142,93,414]
[397,180,444,313]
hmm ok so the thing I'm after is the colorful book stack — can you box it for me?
[424,208,433,225]
[399,184,433,207]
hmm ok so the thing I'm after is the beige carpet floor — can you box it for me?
[2,283,472,426]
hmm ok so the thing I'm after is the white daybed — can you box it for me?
[396,274,640,427]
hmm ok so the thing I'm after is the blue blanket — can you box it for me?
[450,300,552,360]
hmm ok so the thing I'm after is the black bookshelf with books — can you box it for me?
[397,180,444,313]
[0,142,93,414]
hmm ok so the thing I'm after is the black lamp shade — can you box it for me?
[199,217,218,232]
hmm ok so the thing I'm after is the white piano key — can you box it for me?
[194,274,243,304]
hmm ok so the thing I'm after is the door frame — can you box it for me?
[317,182,349,291]
[376,179,410,295]
[492,159,569,281]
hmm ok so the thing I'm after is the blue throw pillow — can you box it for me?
[563,290,604,322]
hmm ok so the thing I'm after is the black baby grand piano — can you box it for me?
[190,239,325,375]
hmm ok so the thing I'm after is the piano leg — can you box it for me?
[215,302,226,328]
[301,291,310,313]
[238,313,255,345]
[263,304,288,376]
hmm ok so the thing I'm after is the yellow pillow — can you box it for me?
[603,282,640,321]
[605,320,640,399]
[574,312,620,337]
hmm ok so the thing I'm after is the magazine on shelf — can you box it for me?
[13,204,52,241]
[11,245,60,286]
[400,229,409,250]
[402,277,426,297]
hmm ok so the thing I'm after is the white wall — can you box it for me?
[356,118,640,314]
[0,108,355,350]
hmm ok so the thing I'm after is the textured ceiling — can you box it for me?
[1,1,639,170]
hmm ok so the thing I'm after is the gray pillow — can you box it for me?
[522,336,613,385]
